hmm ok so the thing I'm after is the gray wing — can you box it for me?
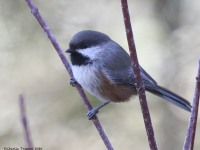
[99,40,157,87]
[99,41,135,86]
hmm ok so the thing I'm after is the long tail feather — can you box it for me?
[146,85,192,112]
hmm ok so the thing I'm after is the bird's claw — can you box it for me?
[70,77,77,87]
[86,108,99,120]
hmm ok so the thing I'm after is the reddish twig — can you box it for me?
[19,94,33,148]
[183,59,200,150]
[121,0,158,149]
[25,0,114,149]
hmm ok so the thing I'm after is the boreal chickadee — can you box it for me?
[66,30,191,119]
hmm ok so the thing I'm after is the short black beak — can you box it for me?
[65,48,73,53]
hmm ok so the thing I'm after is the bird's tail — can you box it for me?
[146,85,192,112]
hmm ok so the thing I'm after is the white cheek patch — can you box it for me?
[77,46,102,60]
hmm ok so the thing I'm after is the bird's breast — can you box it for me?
[71,65,106,101]
[71,65,136,102]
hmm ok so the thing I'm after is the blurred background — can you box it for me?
[0,0,200,149]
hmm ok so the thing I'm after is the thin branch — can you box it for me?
[121,0,158,150]
[183,59,200,150]
[25,1,114,149]
[19,94,33,148]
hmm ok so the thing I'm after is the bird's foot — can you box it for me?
[86,102,110,120]
[87,108,99,120]
[70,77,78,87]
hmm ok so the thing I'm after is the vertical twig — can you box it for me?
[25,1,114,149]
[183,59,200,150]
[19,94,33,148]
[121,0,158,149]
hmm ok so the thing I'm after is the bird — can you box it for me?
[66,30,191,119]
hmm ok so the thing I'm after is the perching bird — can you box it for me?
[66,30,191,119]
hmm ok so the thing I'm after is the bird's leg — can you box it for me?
[70,77,110,119]
[70,77,78,86]
[87,102,110,120]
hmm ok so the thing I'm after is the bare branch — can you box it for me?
[19,94,33,148]
[25,0,114,149]
[121,0,158,149]
[183,59,200,150]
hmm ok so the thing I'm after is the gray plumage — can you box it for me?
[66,30,192,112]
